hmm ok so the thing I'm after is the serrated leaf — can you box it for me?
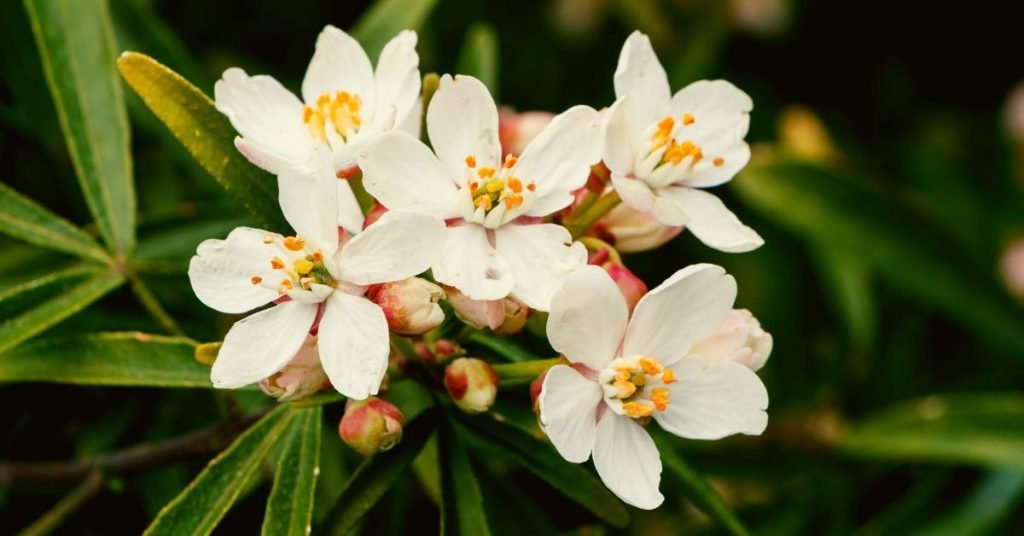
[24,0,136,254]
[263,406,322,536]
[0,267,123,354]
[144,405,295,536]
[841,393,1024,468]
[457,412,629,528]
[350,0,440,60]
[0,182,109,264]
[456,24,499,96]
[323,409,438,535]
[0,332,215,388]
[116,52,284,230]
[439,417,490,536]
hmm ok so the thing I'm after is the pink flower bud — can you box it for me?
[413,338,464,366]
[259,335,329,402]
[369,278,446,336]
[499,108,554,156]
[530,368,549,413]
[444,285,505,330]
[338,397,405,456]
[690,309,773,371]
[602,262,648,314]
[494,296,530,335]
[598,202,683,253]
[444,357,499,414]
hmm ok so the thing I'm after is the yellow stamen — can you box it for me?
[312,251,324,261]
[283,236,305,251]
[270,257,286,270]
[503,154,518,168]
[682,113,695,126]
[300,277,315,289]
[638,357,663,375]
[280,279,293,290]
[504,194,524,210]
[478,167,496,179]
[526,183,536,192]
[651,387,670,411]
[613,379,637,399]
[474,196,492,211]
[294,259,314,275]
[623,402,654,418]
[615,368,631,382]
[485,179,504,193]
[507,176,523,193]
[662,369,677,384]
[250,276,263,285]
[465,155,477,168]
[713,157,725,167]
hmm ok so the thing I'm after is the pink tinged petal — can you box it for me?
[624,263,736,364]
[611,174,656,214]
[601,96,641,177]
[210,301,319,388]
[654,358,769,440]
[494,223,587,311]
[655,187,764,253]
[277,151,340,254]
[613,31,671,131]
[302,25,375,111]
[370,30,421,134]
[514,105,601,217]
[538,365,603,463]
[427,75,502,177]
[547,265,628,370]
[433,223,514,301]
[337,180,366,235]
[336,211,445,285]
[215,68,311,174]
[318,292,390,399]
[592,412,664,510]
[358,131,463,219]
[188,227,283,314]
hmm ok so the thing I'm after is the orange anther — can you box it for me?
[474,196,492,211]
[478,167,496,179]
[312,251,324,261]
[661,369,677,384]
[638,357,663,375]
[281,278,293,290]
[623,402,654,418]
[250,275,263,285]
[526,183,536,192]
[507,176,523,193]
[682,113,695,125]
[283,236,305,251]
[713,157,725,167]
[503,154,518,168]
[302,106,314,123]
[651,387,670,411]
[270,257,285,270]
[465,155,476,168]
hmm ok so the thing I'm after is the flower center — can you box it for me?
[646,114,726,171]
[599,355,677,420]
[463,154,536,215]
[251,234,335,294]
[302,91,363,143]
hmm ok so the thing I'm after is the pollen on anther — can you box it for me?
[281,279,293,290]
[250,275,263,285]
[312,251,324,261]
[478,167,496,179]
[283,236,306,251]
[713,157,725,167]
[507,177,523,193]
[474,196,492,211]
[271,257,286,270]
[682,113,695,126]
[465,155,476,168]
[526,183,536,192]
[503,154,518,169]
[662,368,677,384]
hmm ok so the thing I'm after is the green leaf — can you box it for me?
[323,409,438,535]
[439,418,491,536]
[812,246,877,351]
[0,332,216,387]
[456,24,499,96]
[840,393,1024,468]
[465,331,538,363]
[144,405,295,536]
[351,0,440,60]
[263,406,323,536]
[0,182,110,264]
[733,160,1024,356]
[0,267,124,354]
[116,52,284,230]
[24,0,136,254]
[654,433,748,536]
[910,470,1024,536]
[457,412,629,528]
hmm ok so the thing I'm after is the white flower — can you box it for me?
[359,75,600,311]
[188,154,444,399]
[538,265,769,509]
[214,26,421,233]
[602,31,763,253]
[690,308,773,371]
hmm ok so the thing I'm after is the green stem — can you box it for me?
[568,190,621,239]
[492,357,564,387]
[127,274,186,337]
[579,236,623,265]
[18,471,104,536]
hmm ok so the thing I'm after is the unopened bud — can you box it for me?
[494,296,530,335]
[259,335,329,402]
[444,285,504,330]
[690,309,773,371]
[499,108,555,156]
[414,338,464,366]
[369,278,446,336]
[444,357,499,414]
[598,202,683,253]
[338,397,405,456]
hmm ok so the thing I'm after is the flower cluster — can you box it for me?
[188,26,772,510]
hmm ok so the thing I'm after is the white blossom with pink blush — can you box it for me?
[602,31,763,253]
[214,26,421,234]
[359,75,601,311]
[259,335,328,401]
[538,265,768,509]
[690,309,773,371]
[600,201,683,253]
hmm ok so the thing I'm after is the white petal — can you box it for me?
[669,80,753,188]
[656,187,763,252]
[611,173,656,214]
[337,180,366,235]
[358,131,462,218]
[277,151,340,253]
[211,301,318,388]
[397,96,422,138]
[547,265,628,370]
[336,211,445,285]
[427,75,502,177]
[188,227,282,314]
[513,105,601,217]
[623,264,736,364]
[215,68,310,174]
[318,292,390,399]
[433,223,514,301]
[654,358,768,439]
[613,31,670,130]
[494,223,587,311]
[370,30,420,134]
[302,26,375,111]
[592,412,664,510]
[601,96,640,177]
[538,365,603,463]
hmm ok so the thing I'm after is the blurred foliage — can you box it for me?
[1,0,1023,534]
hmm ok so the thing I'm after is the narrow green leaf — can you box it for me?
[0,332,214,388]
[456,24,499,96]
[812,246,877,351]
[24,0,136,254]
[323,409,438,535]
[0,182,110,264]
[439,418,491,536]
[654,433,748,536]
[263,406,323,536]
[457,412,629,528]
[351,0,440,60]
[465,331,538,363]
[144,406,295,536]
[491,358,561,387]
[0,268,123,354]
[116,52,284,230]
[841,393,1024,468]
[910,470,1024,536]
